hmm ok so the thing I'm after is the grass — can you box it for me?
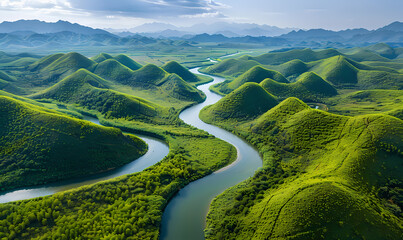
[0,95,147,192]
[204,51,403,91]
[200,97,403,240]
[200,82,278,121]
[0,51,238,239]
[260,72,338,102]
[326,89,403,119]
[211,66,288,95]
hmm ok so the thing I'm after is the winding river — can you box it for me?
[160,68,263,240]
[0,68,263,240]
[0,116,169,203]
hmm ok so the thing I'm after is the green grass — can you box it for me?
[31,69,164,122]
[242,48,342,65]
[162,61,199,82]
[0,95,147,192]
[113,54,142,71]
[200,97,403,240]
[211,66,288,95]
[91,53,113,63]
[201,58,260,78]
[260,72,338,102]
[326,89,403,119]
[205,51,403,91]
[200,82,278,121]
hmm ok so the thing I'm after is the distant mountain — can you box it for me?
[279,22,403,45]
[0,20,112,35]
[378,21,403,32]
[115,21,296,38]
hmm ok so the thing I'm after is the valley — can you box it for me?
[0,19,402,240]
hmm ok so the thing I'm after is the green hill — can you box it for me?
[0,70,16,82]
[310,55,359,86]
[260,72,337,101]
[326,89,403,118]
[202,58,260,78]
[0,96,147,191]
[93,59,133,82]
[201,82,278,121]
[91,53,113,63]
[266,59,309,79]
[126,64,168,87]
[162,61,199,82]
[244,48,341,65]
[113,54,142,71]
[365,43,397,59]
[160,73,205,102]
[346,49,392,62]
[201,97,403,240]
[28,52,97,84]
[212,66,288,95]
[32,69,160,121]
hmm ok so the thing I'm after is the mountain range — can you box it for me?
[0,20,402,51]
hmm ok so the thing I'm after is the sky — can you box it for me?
[0,0,402,30]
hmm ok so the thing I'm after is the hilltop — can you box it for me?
[260,72,338,101]
[204,49,403,91]
[201,82,278,121]
[201,97,403,240]
[212,66,288,95]
[32,69,161,121]
[0,95,147,191]
[162,61,199,82]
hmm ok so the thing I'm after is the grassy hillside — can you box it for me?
[212,66,288,95]
[162,61,199,82]
[91,53,113,63]
[201,58,260,78]
[201,82,278,121]
[93,59,133,82]
[242,48,341,65]
[159,73,205,102]
[202,48,402,91]
[326,89,403,119]
[32,69,162,121]
[200,97,403,240]
[0,96,147,191]
[113,54,142,71]
[260,72,338,101]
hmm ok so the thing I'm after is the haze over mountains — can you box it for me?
[0,20,402,52]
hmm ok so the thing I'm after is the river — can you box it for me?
[0,116,169,203]
[0,68,263,240]
[160,68,263,240]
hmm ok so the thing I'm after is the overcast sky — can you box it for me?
[0,0,402,30]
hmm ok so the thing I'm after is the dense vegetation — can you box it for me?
[211,66,288,95]
[200,97,403,240]
[0,51,236,239]
[260,72,338,102]
[0,95,147,191]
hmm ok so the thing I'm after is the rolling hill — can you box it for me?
[32,69,161,121]
[201,97,403,240]
[0,95,147,191]
[201,82,278,121]
[260,72,338,101]
[162,61,199,82]
[212,66,288,95]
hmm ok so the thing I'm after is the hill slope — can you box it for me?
[212,66,288,95]
[260,72,338,101]
[201,97,403,240]
[201,82,278,121]
[162,61,199,82]
[32,69,160,121]
[0,96,147,191]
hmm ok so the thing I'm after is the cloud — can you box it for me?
[66,0,225,18]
